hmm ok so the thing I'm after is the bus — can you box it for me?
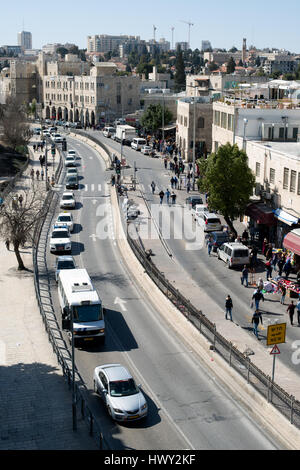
[58,269,105,346]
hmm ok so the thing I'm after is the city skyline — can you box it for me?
[1,0,300,53]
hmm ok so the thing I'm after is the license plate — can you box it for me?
[128,414,139,420]
[83,337,94,341]
[58,247,64,250]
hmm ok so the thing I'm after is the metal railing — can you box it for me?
[117,188,300,429]
[31,144,109,449]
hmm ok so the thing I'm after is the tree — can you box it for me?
[227,57,236,74]
[141,104,173,134]
[174,45,186,92]
[0,186,48,270]
[0,97,31,151]
[56,47,68,58]
[197,143,256,236]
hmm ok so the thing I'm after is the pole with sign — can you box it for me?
[267,323,286,402]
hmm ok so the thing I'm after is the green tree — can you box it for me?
[226,56,236,74]
[141,104,173,134]
[56,47,68,58]
[174,45,186,92]
[197,143,255,236]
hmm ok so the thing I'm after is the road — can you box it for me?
[92,131,300,375]
[46,133,282,450]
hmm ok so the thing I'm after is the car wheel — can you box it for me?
[227,260,231,269]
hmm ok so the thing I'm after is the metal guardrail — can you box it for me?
[32,144,110,450]
[116,189,300,429]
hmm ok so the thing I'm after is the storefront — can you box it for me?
[273,208,300,247]
[245,203,277,247]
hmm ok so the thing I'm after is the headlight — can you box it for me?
[65,244,71,249]
[141,403,147,410]
[113,408,123,414]
[50,244,55,249]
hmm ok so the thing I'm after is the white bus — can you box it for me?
[58,269,105,346]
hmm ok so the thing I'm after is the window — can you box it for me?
[279,127,285,139]
[293,127,298,140]
[297,173,300,195]
[290,170,296,193]
[228,114,233,131]
[197,117,204,128]
[214,110,220,126]
[256,162,261,177]
[283,168,289,189]
[270,168,275,184]
[221,112,227,129]
[184,116,187,127]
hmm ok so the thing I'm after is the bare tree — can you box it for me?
[0,97,31,151]
[0,185,48,270]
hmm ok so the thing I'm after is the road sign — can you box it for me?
[270,344,281,355]
[267,323,286,346]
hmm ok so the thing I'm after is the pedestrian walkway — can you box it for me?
[0,137,98,449]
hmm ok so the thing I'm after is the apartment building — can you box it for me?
[18,31,32,51]
[212,100,300,244]
[43,62,140,125]
[87,35,141,54]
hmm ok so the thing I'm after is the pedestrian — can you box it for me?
[277,256,285,277]
[174,175,178,189]
[171,192,176,204]
[280,284,287,305]
[206,236,213,256]
[250,245,258,266]
[265,243,273,261]
[5,239,10,250]
[297,299,300,326]
[159,190,164,205]
[41,169,44,181]
[36,169,40,180]
[251,309,263,338]
[30,168,35,180]
[111,174,115,186]
[186,181,191,193]
[164,158,167,169]
[166,188,170,205]
[33,144,36,152]
[18,194,23,207]
[151,181,156,194]
[283,258,292,279]
[241,265,249,287]
[287,301,295,325]
[225,295,233,321]
[265,260,273,280]
[170,177,175,189]
[51,175,55,187]
[252,289,264,310]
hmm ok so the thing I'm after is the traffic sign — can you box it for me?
[270,345,281,355]
[267,323,286,346]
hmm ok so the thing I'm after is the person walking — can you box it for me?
[252,289,264,310]
[159,190,164,205]
[241,265,249,287]
[283,258,292,279]
[280,284,287,305]
[30,168,35,180]
[41,169,44,181]
[297,299,300,326]
[277,256,285,277]
[166,188,170,205]
[5,239,10,250]
[151,181,156,194]
[18,194,23,207]
[186,181,191,193]
[251,309,263,339]
[207,236,213,256]
[225,295,233,321]
[170,177,175,189]
[111,174,115,186]
[171,192,176,205]
[265,260,273,280]
[164,158,167,169]
[287,301,295,326]
[36,169,40,180]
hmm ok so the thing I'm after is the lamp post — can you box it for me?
[243,118,248,151]
[71,309,77,431]
[187,84,197,191]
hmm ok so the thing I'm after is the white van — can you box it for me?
[217,242,250,269]
[103,127,115,138]
[131,138,147,151]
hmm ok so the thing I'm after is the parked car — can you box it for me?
[67,149,76,157]
[197,212,222,232]
[103,127,116,138]
[55,255,76,282]
[93,364,148,422]
[185,195,204,210]
[60,191,76,209]
[66,167,78,178]
[131,138,147,151]
[207,231,230,252]
[217,242,250,269]
[191,204,209,221]
[65,175,79,190]
[65,155,76,167]
[49,226,71,254]
[56,212,74,232]
[141,145,152,155]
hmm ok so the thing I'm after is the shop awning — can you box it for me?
[245,203,276,226]
[283,229,300,255]
[273,209,299,226]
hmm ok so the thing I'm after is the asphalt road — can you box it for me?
[93,131,300,375]
[45,132,282,450]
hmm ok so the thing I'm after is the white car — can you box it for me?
[60,191,76,209]
[55,255,76,282]
[66,167,78,178]
[49,227,71,254]
[65,155,76,167]
[56,212,74,232]
[197,212,222,232]
[141,145,152,155]
[54,133,63,143]
[67,149,76,156]
[93,364,148,422]
[191,204,209,222]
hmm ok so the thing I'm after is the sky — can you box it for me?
[1,0,300,53]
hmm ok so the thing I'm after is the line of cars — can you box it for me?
[49,142,148,423]
[186,195,250,269]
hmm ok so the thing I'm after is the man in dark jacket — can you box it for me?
[252,289,264,310]
[225,295,233,321]
[252,310,263,338]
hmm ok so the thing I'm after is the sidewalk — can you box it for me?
[0,139,98,449]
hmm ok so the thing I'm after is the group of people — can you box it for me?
[151,185,177,205]
[33,141,45,152]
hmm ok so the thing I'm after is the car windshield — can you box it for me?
[234,249,249,257]
[58,216,71,222]
[63,195,73,200]
[208,218,221,224]
[73,304,102,322]
[57,261,75,269]
[52,231,69,238]
[109,379,139,397]
[192,199,203,205]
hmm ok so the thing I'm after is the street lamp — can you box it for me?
[187,84,197,191]
[243,118,248,151]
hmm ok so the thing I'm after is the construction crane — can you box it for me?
[153,25,157,42]
[180,20,194,49]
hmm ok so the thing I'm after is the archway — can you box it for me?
[85,110,90,127]
[74,109,79,123]
[51,106,56,120]
[91,111,95,127]
[69,109,73,122]
[64,108,68,122]
[45,106,50,119]
[57,107,62,120]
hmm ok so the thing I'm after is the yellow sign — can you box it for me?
[267,323,286,346]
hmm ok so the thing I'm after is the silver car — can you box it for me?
[93,364,148,422]
[55,255,76,282]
